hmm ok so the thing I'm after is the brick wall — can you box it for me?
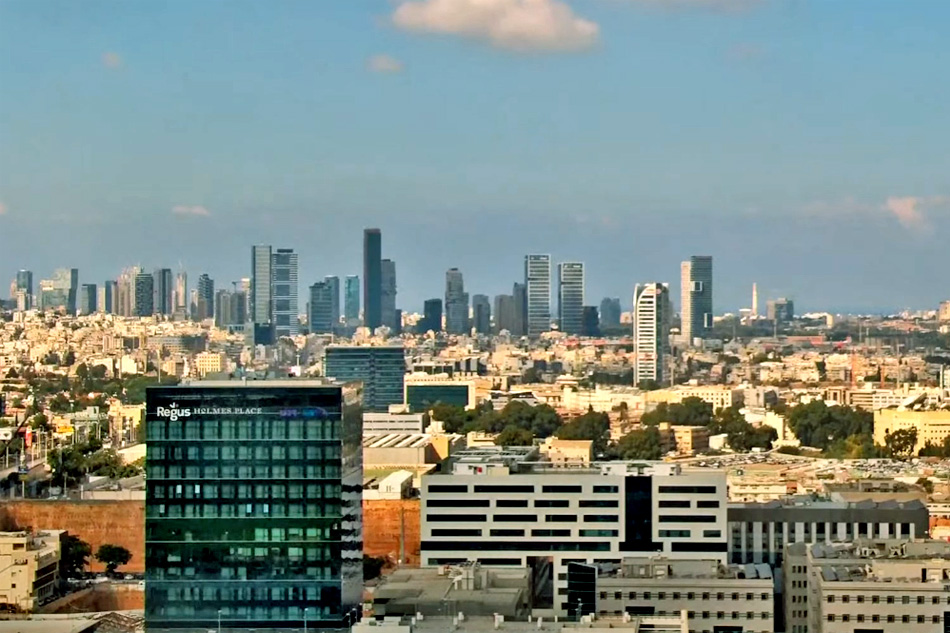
[362,499,421,566]
[0,500,144,573]
[41,583,144,613]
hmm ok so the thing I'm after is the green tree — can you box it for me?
[612,426,663,460]
[61,534,92,579]
[95,544,132,577]
[363,555,386,581]
[637,379,660,391]
[556,410,610,454]
[785,401,872,450]
[919,436,950,458]
[883,427,918,460]
[824,433,880,459]
[640,397,713,427]
[495,426,534,447]
[62,350,76,367]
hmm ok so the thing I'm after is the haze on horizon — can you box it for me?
[1,0,948,314]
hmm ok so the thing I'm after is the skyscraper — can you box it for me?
[380,259,397,331]
[493,294,516,335]
[214,289,233,329]
[133,273,155,317]
[363,229,382,331]
[324,345,405,412]
[680,255,713,345]
[512,282,527,337]
[152,268,173,316]
[144,382,363,631]
[39,268,79,314]
[634,283,671,386]
[444,268,469,335]
[309,281,334,334]
[271,248,299,337]
[79,284,97,315]
[421,299,443,333]
[557,262,584,335]
[116,267,139,317]
[344,275,360,327]
[99,280,116,314]
[599,297,622,330]
[325,275,341,329]
[525,255,551,336]
[15,270,32,299]
[251,245,273,326]
[196,274,214,321]
[582,306,600,337]
[173,271,188,318]
[472,294,491,335]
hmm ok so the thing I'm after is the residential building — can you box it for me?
[444,268,469,335]
[344,275,360,327]
[525,254,551,336]
[645,386,744,412]
[633,283,671,386]
[669,425,710,455]
[195,274,214,321]
[380,259,397,332]
[324,345,406,412]
[586,557,774,632]
[786,539,950,633]
[309,281,335,335]
[557,262,584,335]
[39,267,79,314]
[251,244,272,326]
[79,283,97,315]
[420,450,729,618]
[144,381,362,631]
[134,272,155,317]
[472,294,491,335]
[600,297,622,330]
[767,298,795,323]
[0,530,62,611]
[363,228,382,331]
[874,408,950,453]
[193,351,227,377]
[153,268,173,316]
[98,280,116,314]
[271,248,299,337]
[680,256,713,345]
[727,497,928,565]
[325,275,341,329]
[420,299,442,334]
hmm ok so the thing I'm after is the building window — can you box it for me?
[658,500,691,508]
[535,500,569,508]
[872,615,880,623]
[593,485,618,494]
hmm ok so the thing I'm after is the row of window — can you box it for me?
[148,526,341,544]
[600,591,770,602]
[657,515,717,523]
[426,514,618,524]
[147,417,341,441]
[589,610,771,621]
[658,529,721,539]
[152,483,340,500]
[427,484,621,494]
[160,584,332,602]
[150,444,341,461]
[827,614,941,624]
[148,564,335,581]
[149,502,341,519]
[658,500,720,509]
[828,594,948,605]
[146,464,341,480]
[149,604,338,619]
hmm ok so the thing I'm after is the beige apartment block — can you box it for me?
[0,530,63,612]
[874,408,950,453]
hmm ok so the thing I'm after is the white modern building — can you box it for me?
[633,283,671,386]
[420,446,728,618]
[363,411,427,435]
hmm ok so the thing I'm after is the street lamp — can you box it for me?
[303,607,309,633]
[217,608,222,633]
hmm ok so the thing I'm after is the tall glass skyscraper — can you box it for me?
[39,268,79,314]
[524,254,551,337]
[680,255,713,345]
[15,270,32,298]
[444,268,468,335]
[152,268,173,316]
[134,273,155,317]
[145,381,363,631]
[472,294,491,335]
[363,229,382,331]
[557,262,584,335]
[421,298,443,333]
[634,282,671,386]
[324,346,405,413]
[272,248,299,337]
[309,281,334,334]
[344,275,360,326]
[195,274,214,321]
[251,245,273,326]
[380,259,397,331]
[98,280,116,314]
[79,283,97,315]
[325,276,341,329]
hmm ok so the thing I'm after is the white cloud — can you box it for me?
[102,52,123,69]
[882,196,948,231]
[368,54,405,73]
[171,205,211,217]
[392,0,599,53]
[802,195,947,232]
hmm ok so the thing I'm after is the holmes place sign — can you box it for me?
[154,403,329,421]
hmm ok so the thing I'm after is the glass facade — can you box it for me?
[145,383,362,631]
[324,346,405,413]
[406,384,470,412]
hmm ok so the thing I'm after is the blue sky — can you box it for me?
[1,0,948,313]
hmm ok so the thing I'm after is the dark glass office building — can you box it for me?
[145,381,363,631]
[324,345,405,413]
[363,229,382,331]
[406,384,471,412]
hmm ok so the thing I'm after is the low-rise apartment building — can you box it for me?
[874,407,950,453]
[0,530,62,612]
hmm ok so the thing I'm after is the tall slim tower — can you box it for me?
[152,268,173,316]
[380,259,397,331]
[751,282,758,317]
[444,268,469,335]
[363,229,382,331]
[325,275,341,328]
[251,245,273,326]
[196,274,214,321]
[634,283,671,386]
[680,255,713,345]
[173,271,188,317]
[344,275,360,326]
[524,254,551,337]
[557,262,584,335]
[271,248,299,337]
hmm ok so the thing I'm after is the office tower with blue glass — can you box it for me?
[680,255,713,346]
[444,268,468,335]
[363,229,382,331]
[380,259,397,331]
[309,281,335,334]
[344,275,360,327]
[325,275,341,329]
[421,298,442,334]
[79,284,97,315]
[134,273,155,317]
[472,294,491,335]
[324,346,405,413]
[153,268,173,316]
[557,262,584,335]
[271,248,299,337]
[145,381,363,631]
[195,274,214,321]
[525,255,551,336]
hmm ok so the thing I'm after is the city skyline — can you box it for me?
[2,2,949,312]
